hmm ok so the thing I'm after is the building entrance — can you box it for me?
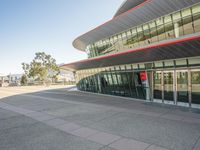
[176,70,189,105]
[191,69,200,108]
[153,69,200,108]
[163,71,174,104]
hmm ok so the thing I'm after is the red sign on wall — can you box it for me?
[140,71,147,81]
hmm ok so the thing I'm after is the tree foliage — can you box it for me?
[22,52,60,82]
[20,74,28,85]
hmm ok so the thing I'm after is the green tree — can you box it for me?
[22,52,60,85]
[20,74,28,86]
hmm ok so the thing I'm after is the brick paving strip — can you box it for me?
[0,101,170,150]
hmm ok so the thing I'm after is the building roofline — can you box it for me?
[73,0,151,52]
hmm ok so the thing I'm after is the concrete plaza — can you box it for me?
[0,86,200,150]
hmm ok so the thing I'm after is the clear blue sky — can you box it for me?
[0,0,124,74]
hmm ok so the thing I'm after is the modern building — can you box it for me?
[61,0,200,108]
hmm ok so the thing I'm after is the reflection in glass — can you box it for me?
[87,4,200,58]
[154,72,162,99]
[164,72,174,101]
[177,72,188,103]
[191,71,200,104]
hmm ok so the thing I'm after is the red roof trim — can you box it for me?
[74,0,152,52]
[63,35,200,67]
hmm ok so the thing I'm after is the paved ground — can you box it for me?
[0,86,200,150]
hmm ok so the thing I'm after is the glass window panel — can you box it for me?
[176,59,187,67]
[127,31,131,37]
[122,32,126,38]
[165,22,175,39]
[143,24,151,44]
[149,21,158,43]
[173,12,181,21]
[126,28,139,48]
[137,26,143,32]
[191,71,200,104]
[132,64,138,70]
[188,57,200,66]
[182,8,191,17]
[114,36,118,41]
[132,28,137,34]
[156,18,164,25]
[182,15,194,35]
[139,64,145,69]
[126,64,132,70]
[193,13,200,33]
[143,24,149,30]
[164,15,172,23]
[120,65,125,70]
[137,26,144,46]
[157,23,166,41]
[154,61,163,68]
[192,4,200,14]
[173,12,184,38]
[164,60,174,67]
[114,66,119,70]
[117,34,122,40]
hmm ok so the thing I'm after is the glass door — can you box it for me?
[191,70,200,107]
[176,70,189,105]
[153,71,163,101]
[134,72,146,100]
[164,71,174,103]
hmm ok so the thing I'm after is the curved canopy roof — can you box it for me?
[62,34,200,71]
[113,0,145,17]
[73,0,200,51]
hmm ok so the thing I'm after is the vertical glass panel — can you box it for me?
[115,73,125,96]
[164,15,175,39]
[121,72,131,97]
[101,73,109,94]
[188,57,200,66]
[192,4,200,14]
[122,32,129,50]
[154,61,163,68]
[182,8,191,17]
[193,12,200,33]
[120,65,125,70]
[139,64,145,69]
[126,64,132,70]
[156,18,166,41]
[132,64,138,70]
[134,72,146,99]
[191,70,200,104]
[176,59,187,67]
[127,28,139,48]
[164,72,174,101]
[137,26,144,46]
[143,24,151,44]
[173,12,184,38]
[177,71,188,103]
[149,21,158,43]
[115,66,120,70]
[164,60,174,68]
[154,72,162,100]
[182,8,194,35]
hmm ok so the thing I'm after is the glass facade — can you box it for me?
[86,3,200,58]
[73,3,200,109]
[76,57,200,108]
